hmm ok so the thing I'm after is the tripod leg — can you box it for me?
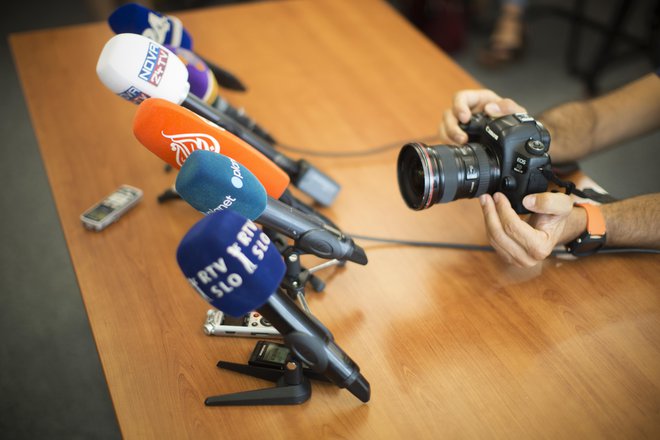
[205,380,312,406]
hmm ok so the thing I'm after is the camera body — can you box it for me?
[462,113,551,213]
[396,112,552,214]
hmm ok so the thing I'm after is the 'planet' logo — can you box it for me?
[229,158,244,189]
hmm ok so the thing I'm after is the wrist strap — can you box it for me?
[575,203,606,236]
[541,166,617,204]
[566,203,607,256]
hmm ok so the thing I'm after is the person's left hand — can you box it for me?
[479,192,577,267]
[439,89,527,144]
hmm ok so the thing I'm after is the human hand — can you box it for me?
[439,89,527,144]
[479,192,580,267]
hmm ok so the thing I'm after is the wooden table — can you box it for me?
[10,0,660,438]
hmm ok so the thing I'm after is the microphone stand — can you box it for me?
[204,237,345,406]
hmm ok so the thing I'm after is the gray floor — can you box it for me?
[1,3,122,438]
[1,0,658,438]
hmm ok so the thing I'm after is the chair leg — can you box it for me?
[566,0,585,76]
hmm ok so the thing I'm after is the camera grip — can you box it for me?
[459,113,490,141]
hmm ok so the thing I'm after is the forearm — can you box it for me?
[537,73,660,163]
[559,193,660,249]
[536,101,597,163]
[601,193,660,248]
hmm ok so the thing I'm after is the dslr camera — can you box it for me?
[397,113,551,214]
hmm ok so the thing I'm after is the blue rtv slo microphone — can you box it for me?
[175,150,367,264]
[176,209,370,402]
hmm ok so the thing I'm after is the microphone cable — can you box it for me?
[275,134,439,158]
[350,234,660,255]
[350,234,494,252]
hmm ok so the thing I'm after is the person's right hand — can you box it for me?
[479,191,580,267]
[439,89,527,144]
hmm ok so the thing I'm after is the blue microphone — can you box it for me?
[108,2,192,48]
[175,150,367,265]
[108,2,246,91]
[177,209,371,402]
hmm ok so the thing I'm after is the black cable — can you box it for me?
[594,248,660,255]
[350,234,495,252]
[351,234,660,255]
[274,134,439,158]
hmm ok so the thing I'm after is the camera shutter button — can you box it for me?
[525,140,546,155]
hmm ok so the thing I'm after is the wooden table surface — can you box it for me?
[10,0,660,438]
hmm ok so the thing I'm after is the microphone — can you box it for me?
[166,45,218,105]
[98,33,340,206]
[132,97,289,200]
[176,208,370,402]
[165,45,276,143]
[175,150,368,265]
[108,2,246,91]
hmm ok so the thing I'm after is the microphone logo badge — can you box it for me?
[118,86,149,105]
[142,12,170,44]
[162,131,221,166]
[139,42,169,86]
[229,158,244,189]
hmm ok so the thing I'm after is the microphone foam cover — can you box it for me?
[97,33,189,105]
[108,3,193,49]
[175,150,267,220]
[177,209,285,317]
[133,98,289,198]
[166,45,219,105]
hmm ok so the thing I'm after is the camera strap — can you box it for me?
[540,166,618,204]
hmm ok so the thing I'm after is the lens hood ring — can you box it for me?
[434,147,458,203]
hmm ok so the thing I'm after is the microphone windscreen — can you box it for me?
[177,209,285,317]
[166,45,218,105]
[176,150,267,220]
[133,98,289,199]
[97,33,189,105]
[108,3,193,49]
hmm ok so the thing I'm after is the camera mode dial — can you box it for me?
[525,139,547,155]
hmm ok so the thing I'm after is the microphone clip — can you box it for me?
[276,241,346,311]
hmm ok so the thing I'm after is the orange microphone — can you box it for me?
[133,98,289,199]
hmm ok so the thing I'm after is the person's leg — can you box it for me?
[479,0,527,67]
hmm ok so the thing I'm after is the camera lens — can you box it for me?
[397,142,500,210]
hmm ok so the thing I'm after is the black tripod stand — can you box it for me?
[205,243,342,406]
[206,356,329,406]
